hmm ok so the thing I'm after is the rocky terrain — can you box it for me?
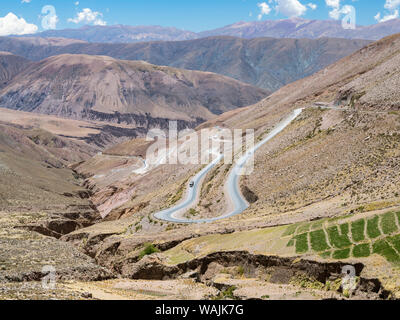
[0,120,116,298]
[0,54,267,124]
[0,36,370,91]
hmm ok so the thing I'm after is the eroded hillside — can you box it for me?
[0,54,267,124]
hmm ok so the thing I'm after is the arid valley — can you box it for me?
[1,2,400,303]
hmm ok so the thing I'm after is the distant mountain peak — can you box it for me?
[13,19,400,44]
[199,18,400,41]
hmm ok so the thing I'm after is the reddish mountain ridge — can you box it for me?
[0,54,268,124]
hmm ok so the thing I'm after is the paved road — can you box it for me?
[154,154,223,223]
[154,108,304,224]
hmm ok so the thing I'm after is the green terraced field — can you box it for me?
[367,216,381,239]
[353,244,370,258]
[327,224,352,249]
[332,248,351,259]
[351,219,365,242]
[286,211,400,264]
[381,212,397,235]
[310,230,330,252]
[295,233,309,254]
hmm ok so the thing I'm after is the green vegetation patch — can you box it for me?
[320,251,331,259]
[283,223,299,237]
[138,243,160,260]
[297,223,311,234]
[327,224,351,249]
[311,220,325,231]
[212,286,238,300]
[352,243,370,258]
[367,216,381,239]
[290,275,325,290]
[287,238,295,247]
[351,219,365,242]
[295,233,309,254]
[396,211,400,224]
[310,230,330,252]
[381,212,398,235]
[388,235,400,253]
[187,208,199,217]
[332,248,351,260]
[373,240,400,263]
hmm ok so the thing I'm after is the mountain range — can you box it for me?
[19,18,400,43]
[26,25,197,43]
[199,18,400,41]
[0,36,370,91]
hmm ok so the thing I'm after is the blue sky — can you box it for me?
[0,0,398,35]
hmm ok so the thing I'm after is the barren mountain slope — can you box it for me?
[0,52,31,86]
[227,33,400,125]
[0,54,267,123]
[201,33,400,221]
[0,122,115,294]
[0,119,100,212]
[0,36,370,91]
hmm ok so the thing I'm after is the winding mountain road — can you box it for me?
[154,108,303,224]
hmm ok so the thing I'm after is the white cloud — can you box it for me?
[257,2,271,20]
[325,0,355,21]
[93,19,107,26]
[375,0,400,23]
[0,12,38,36]
[325,0,340,9]
[375,9,399,22]
[257,0,310,19]
[329,9,341,19]
[307,3,317,10]
[325,0,341,19]
[274,0,308,17]
[385,0,400,10]
[68,8,107,26]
